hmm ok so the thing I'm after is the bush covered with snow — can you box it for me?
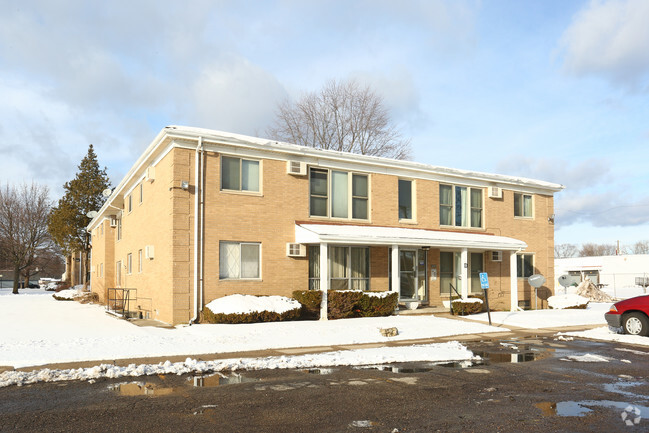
[292,290,398,320]
[548,294,589,310]
[202,294,302,324]
[451,296,484,315]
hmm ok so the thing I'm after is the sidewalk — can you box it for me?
[5,317,603,374]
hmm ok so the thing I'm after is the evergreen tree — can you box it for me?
[48,144,110,285]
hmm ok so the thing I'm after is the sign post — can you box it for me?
[479,272,492,326]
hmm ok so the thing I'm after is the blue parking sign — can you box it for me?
[479,272,489,290]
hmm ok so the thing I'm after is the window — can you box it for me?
[221,156,260,192]
[219,242,260,279]
[398,179,413,220]
[514,193,533,218]
[138,249,143,273]
[127,195,132,213]
[139,183,143,204]
[116,217,122,241]
[309,168,368,220]
[517,254,534,278]
[439,184,483,228]
[116,261,122,287]
[308,246,370,291]
[127,253,132,274]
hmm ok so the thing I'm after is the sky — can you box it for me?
[1,0,648,249]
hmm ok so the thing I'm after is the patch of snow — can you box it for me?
[548,294,590,309]
[561,353,610,363]
[452,298,483,304]
[466,303,610,329]
[0,342,475,388]
[0,292,505,369]
[563,327,649,346]
[52,288,82,300]
[205,294,301,315]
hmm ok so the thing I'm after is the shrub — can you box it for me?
[451,296,484,315]
[202,305,302,324]
[292,290,398,320]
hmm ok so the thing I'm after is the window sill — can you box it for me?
[439,224,485,231]
[218,278,263,282]
[399,219,418,225]
[514,216,534,220]
[220,189,263,197]
[308,215,371,223]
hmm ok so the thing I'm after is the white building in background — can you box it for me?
[555,254,649,295]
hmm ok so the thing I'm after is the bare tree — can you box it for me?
[0,183,52,294]
[633,240,649,254]
[579,243,617,257]
[267,79,411,159]
[554,243,578,258]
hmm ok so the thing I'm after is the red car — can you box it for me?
[605,295,649,336]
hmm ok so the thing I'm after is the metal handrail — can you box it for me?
[107,288,137,318]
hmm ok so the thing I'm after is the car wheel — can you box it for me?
[623,313,649,336]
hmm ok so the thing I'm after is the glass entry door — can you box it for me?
[399,249,428,301]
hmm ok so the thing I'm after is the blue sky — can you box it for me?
[1,0,648,249]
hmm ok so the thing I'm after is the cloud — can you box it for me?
[496,155,649,228]
[559,0,649,89]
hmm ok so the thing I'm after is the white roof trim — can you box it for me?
[295,224,527,251]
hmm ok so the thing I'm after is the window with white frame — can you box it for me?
[514,192,533,218]
[517,253,534,278]
[221,156,260,192]
[398,179,414,220]
[219,241,261,279]
[138,249,143,273]
[116,261,122,287]
[439,184,483,228]
[117,217,122,241]
[308,246,370,291]
[127,194,132,213]
[127,253,132,274]
[309,168,368,219]
[139,183,143,204]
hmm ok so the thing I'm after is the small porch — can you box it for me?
[295,223,528,311]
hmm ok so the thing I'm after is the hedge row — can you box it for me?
[451,294,485,315]
[202,305,302,324]
[292,290,398,320]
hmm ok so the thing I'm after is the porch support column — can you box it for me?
[460,248,469,299]
[391,245,400,293]
[319,243,329,321]
[510,251,518,311]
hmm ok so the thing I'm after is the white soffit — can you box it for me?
[295,224,527,251]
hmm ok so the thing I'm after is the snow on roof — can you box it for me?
[295,223,527,251]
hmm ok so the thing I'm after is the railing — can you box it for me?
[107,288,137,318]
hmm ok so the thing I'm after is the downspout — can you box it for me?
[191,137,203,323]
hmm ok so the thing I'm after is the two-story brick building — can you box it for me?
[88,125,564,325]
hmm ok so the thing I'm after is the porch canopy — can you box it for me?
[295,223,526,312]
[295,223,527,251]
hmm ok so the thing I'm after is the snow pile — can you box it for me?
[561,353,610,363]
[52,288,83,300]
[0,342,476,388]
[205,294,301,315]
[548,294,590,309]
[562,327,649,346]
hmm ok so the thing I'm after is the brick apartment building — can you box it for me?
[88,126,564,325]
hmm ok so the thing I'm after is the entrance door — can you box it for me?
[399,250,416,299]
[440,252,461,297]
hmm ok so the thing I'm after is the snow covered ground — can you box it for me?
[0,288,504,369]
[465,302,611,329]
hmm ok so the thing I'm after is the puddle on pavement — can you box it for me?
[108,372,258,396]
[535,400,649,418]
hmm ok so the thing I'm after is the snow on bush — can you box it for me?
[206,294,301,315]
[548,294,589,310]
[451,298,483,304]
[52,288,82,301]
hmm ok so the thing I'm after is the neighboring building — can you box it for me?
[555,255,649,290]
[88,126,564,325]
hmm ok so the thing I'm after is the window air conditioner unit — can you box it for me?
[145,245,155,259]
[109,216,118,227]
[286,243,306,257]
[488,186,503,199]
[145,166,155,182]
[286,160,307,176]
[491,251,503,262]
